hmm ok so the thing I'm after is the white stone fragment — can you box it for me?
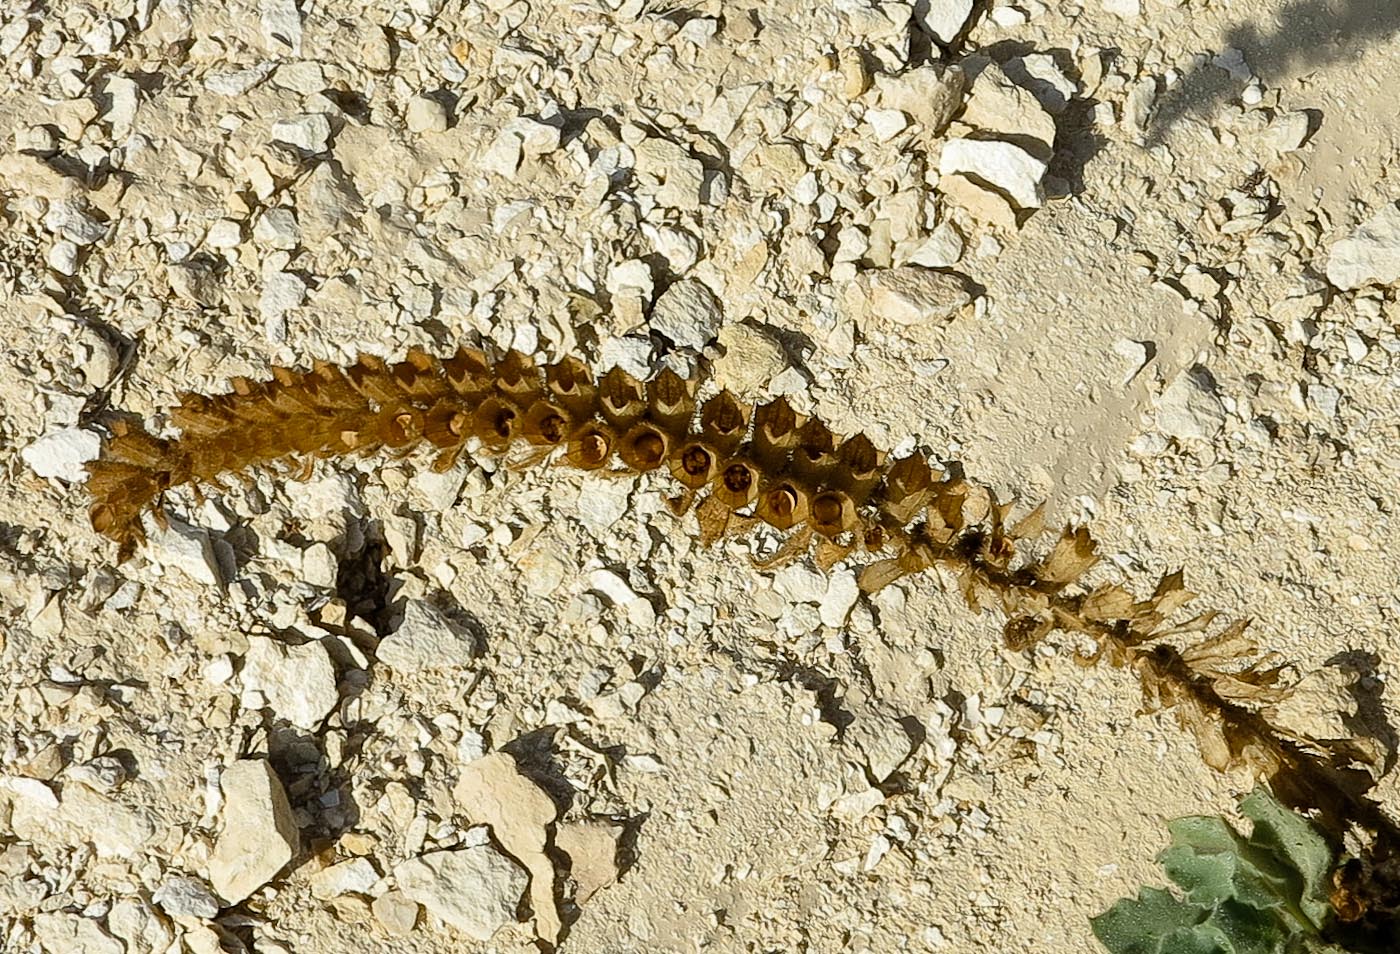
[1326,203,1400,290]
[864,107,908,141]
[31,914,124,954]
[260,269,307,333]
[310,858,380,900]
[271,113,332,153]
[939,138,1047,209]
[1004,53,1077,114]
[209,760,300,904]
[917,0,974,43]
[149,519,222,586]
[875,64,965,135]
[959,63,1057,153]
[905,220,965,267]
[1156,372,1226,442]
[1103,0,1141,17]
[648,278,723,349]
[44,199,107,245]
[1266,111,1311,153]
[260,0,303,54]
[395,846,527,941]
[205,218,243,249]
[1124,77,1158,132]
[819,571,860,628]
[863,266,973,324]
[253,208,300,249]
[153,875,220,918]
[378,599,477,672]
[407,94,449,134]
[21,427,101,481]
[241,636,338,730]
[48,239,79,274]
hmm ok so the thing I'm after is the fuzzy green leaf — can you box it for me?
[1240,789,1334,929]
[1092,789,1343,954]
[1162,816,1292,912]
[1091,887,1212,954]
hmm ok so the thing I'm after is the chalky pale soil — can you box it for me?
[2,0,1399,952]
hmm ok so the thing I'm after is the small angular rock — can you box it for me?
[1326,202,1400,290]
[648,278,723,349]
[208,760,300,904]
[863,266,973,325]
[378,599,477,672]
[395,846,526,941]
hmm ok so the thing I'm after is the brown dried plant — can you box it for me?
[84,346,1399,928]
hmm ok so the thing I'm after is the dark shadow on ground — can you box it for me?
[1149,0,1400,141]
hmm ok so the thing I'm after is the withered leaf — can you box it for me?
[1081,583,1136,621]
[1040,526,1098,584]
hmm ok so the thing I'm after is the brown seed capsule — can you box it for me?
[423,400,470,449]
[647,367,694,433]
[882,454,934,522]
[522,400,571,446]
[700,391,749,453]
[810,489,856,538]
[545,356,597,417]
[391,347,449,401]
[566,423,615,470]
[495,350,542,402]
[472,397,519,449]
[863,525,887,552]
[380,408,423,448]
[752,397,797,467]
[669,441,717,489]
[304,360,359,409]
[792,418,837,479]
[442,346,493,396]
[598,366,646,426]
[757,480,810,531]
[620,423,669,472]
[356,355,417,405]
[713,458,760,509]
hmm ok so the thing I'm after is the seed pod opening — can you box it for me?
[713,458,760,509]
[838,433,879,478]
[599,367,646,426]
[670,441,716,489]
[700,391,749,453]
[522,400,571,446]
[472,397,519,449]
[810,490,857,538]
[423,401,470,449]
[566,423,615,470]
[620,423,669,472]
[379,408,423,448]
[647,368,694,431]
[757,480,810,531]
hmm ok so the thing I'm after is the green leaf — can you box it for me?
[1091,887,1210,954]
[1240,789,1334,930]
[1161,816,1291,913]
[1092,789,1346,954]
[1209,898,1286,954]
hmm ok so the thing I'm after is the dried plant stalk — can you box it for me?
[84,347,1399,927]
